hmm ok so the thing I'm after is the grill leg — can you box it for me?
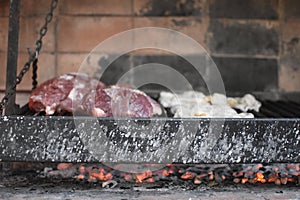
[5,0,20,115]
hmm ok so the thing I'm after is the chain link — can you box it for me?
[32,58,38,90]
[0,0,58,114]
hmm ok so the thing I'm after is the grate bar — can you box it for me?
[263,101,298,118]
[248,110,266,118]
[286,101,300,113]
[269,101,300,117]
[258,106,283,118]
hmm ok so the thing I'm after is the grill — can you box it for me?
[1,104,300,164]
[1,2,300,198]
[0,0,299,165]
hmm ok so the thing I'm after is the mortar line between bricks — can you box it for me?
[57,14,207,18]
[212,18,279,24]
[131,0,134,27]
[130,0,135,86]
[58,14,133,17]
[211,53,278,60]
[53,51,280,59]
[54,15,59,76]
[278,0,284,60]
[55,51,195,54]
[17,50,56,54]
[278,0,284,91]
[0,15,208,18]
[204,0,211,55]
[128,15,206,18]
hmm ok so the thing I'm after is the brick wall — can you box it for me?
[0,0,300,105]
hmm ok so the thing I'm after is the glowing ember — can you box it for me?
[57,163,73,170]
[181,171,196,180]
[45,163,300,186]
[255,172,265,183]
[194,177,202,185]
[134,170,152,183]
[241,178,248,184]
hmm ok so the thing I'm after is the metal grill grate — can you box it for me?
[15,99,300,118]
[250,100,300,118]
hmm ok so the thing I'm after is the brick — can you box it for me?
[281,21,300,70]
[282,0,300,20]
[209,0,278,19]
[207,20,279,56]
[0,52,7,90]
[212,57,278,93]
[0,16,56,53]
[57,53,133,86]
[129,54,209,92]
[280,21,300,92]
[0,13,56,54]
[60,54,211,91]
[0,0,56,17]
[0,0,9,17]
[134,0,203,16]
[57,16,132,52]
[0,52,55,91]
[99,54,133,86]
[134,17,208,51]
[60,0,132,15]
[279,65,300,92]
[20,0,58,16]
[18,16,55,53]
[0,17,8,52]
[57,53,87,75]
[0,0,55,54]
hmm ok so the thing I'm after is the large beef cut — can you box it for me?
[29,73,162,117]
[29,73,105,115]
[82,85,162,117]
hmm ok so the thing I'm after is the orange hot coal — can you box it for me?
[48,163,300,186]
[135,170,153,183]
[255,172,266,183]
[181,171,196,180]
[89,168,113,181]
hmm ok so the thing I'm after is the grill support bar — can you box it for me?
[5,0,20,115]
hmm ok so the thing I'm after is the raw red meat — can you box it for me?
[82,85,162,117]
[29,74,162,117]
[29,73,105,115]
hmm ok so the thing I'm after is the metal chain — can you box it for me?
[0,0,58,114]
[32,57,38,89]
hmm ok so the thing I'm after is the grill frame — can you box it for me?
[0,116,299,163]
